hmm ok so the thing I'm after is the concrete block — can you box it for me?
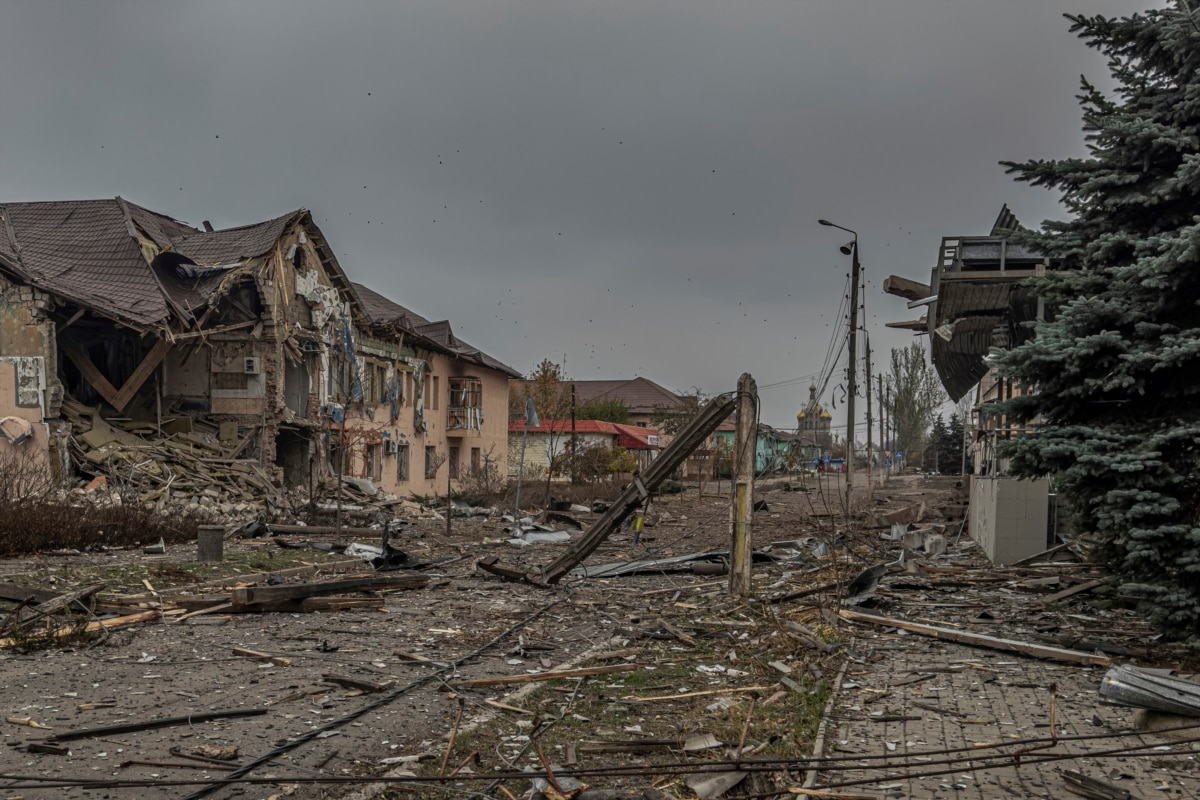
[924,534,947,556]
[197,525,224,562]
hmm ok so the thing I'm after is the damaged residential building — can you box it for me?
[0,198,518,502]
[884,205,1061,564]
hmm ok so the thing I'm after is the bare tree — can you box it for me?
[889,342,946,465]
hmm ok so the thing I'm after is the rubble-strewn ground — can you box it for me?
[1,474,1197,800]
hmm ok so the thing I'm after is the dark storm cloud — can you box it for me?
[0,0,1155,427]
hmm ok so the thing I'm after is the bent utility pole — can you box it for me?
[479,391,737,586]
[729,373,757,597]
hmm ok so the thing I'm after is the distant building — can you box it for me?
[795,384,832,460]
[564,377,685,428]
[507,419,660,480]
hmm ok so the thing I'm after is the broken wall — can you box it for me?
[0,358,53,492]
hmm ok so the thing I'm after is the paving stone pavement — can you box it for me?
[811,635,1200,798]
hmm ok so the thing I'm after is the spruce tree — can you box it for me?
[997,4,1200,639]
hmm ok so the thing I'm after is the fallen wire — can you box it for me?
[6,727,1200,792]
[177,592,571,800]
[813,738,1200,790]
[8,743,1200,792]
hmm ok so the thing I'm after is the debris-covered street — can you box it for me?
[1,473,1197,799]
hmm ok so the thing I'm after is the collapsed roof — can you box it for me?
[0,198,518,384]
[0,197,362,330]
[884,206,1048,401]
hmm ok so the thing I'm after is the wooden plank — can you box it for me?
[882,274,932,302]
[58,332,171,413]
[322,674,393,693]
[104,559,365,605]
[172,320,257,340]
[111,336,172,411]
[230,573,428,606]
[58,332,121,409]
[625,686,773,702]
[232,647,292,667]
[885,318,928,332]
[268,524,390,537]
[483,699,534,716]
[1040,579,1104,605]
[453,663,637,688]
[0,610,161,649]
[837,608,1111,666]
[10,583,105,628]
[0,582,58,604]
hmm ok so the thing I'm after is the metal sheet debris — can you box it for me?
[1099,665,1200,717]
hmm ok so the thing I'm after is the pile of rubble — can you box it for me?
[58,398,460,525]
[62,398,274,513]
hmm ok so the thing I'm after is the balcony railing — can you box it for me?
[447,405,483,432]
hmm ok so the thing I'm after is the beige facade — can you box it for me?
[0,199,518,502]
[340,347,513,497]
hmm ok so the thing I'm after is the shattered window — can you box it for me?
[425,445,437,479]
[449,446,460,479]
[471,447,481,475]
[396,444,409,482]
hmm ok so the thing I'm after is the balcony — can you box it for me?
[447,376,483,435]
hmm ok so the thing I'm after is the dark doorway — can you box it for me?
[275,427,311,488]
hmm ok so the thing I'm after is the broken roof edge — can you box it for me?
[351,281,521,378]
[291,215,371,329]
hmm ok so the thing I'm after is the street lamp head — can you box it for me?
[840,241,855,256]
[818,219,834,227]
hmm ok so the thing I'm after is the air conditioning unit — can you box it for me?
[384,439,399,455]
[243,357,261,374]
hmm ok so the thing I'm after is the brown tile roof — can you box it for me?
[353,282,520,377]
[171,210,302,265]
[125,202,200,250]
[353,282,429,328]
[569,377,685,415]
[0,198,318,327]
[0,199,171,325]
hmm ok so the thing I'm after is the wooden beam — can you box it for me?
[452,663,637,688]
[111,336,171,411]
[57,332,121,408]
[882,275,932,302]
[885,317,928,332]
[230,573,428,606]
[0,610,161,649]
[837,608,1111,666]
[172,319,258,341]
[730,373,757,597]
[58,332,171,413]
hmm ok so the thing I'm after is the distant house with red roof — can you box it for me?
[508,418,660,480]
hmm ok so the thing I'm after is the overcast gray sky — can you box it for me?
[0,0,1153,431]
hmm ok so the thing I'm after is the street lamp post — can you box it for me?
[819,219,860,516]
